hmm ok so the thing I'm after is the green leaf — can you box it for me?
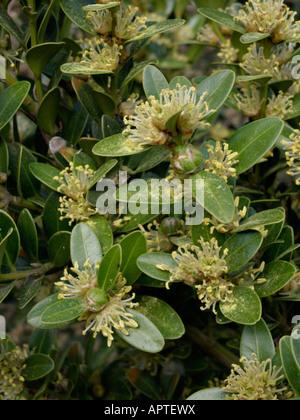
[48,231,71,267]
[26,42,66,77]
[190,171,235,224]
[125,19,185,44]
[220,286,262,325]
[61,62,113,76]
[236,74,273,83]
[17,209,38,262]
[228,118,284,175]
[28,294,82,329]
[0,137,9,174]
[131,147,172,174]
[71,223,102,269]
[291,330,300,370]
[198,8,246,34]
[0,228,14,270]
[37,87,61,135]
[0,7,25,47]
[115,309,165,353]
[0,282,15,304]
[0,82,31,131]
[120,232,148,285]
[59,0,95,35]
[280,336,300,396]
[16,275,43,310]
[255,261,296,298]
[222,231,263,273]
[196,70,236,113]
[240,32,270,43]
[101,115,122,138]
[232,208,286,234]
[187,388,227,400]
[97,244,121,292]
[23,354,54,381]
[0,209,20,267]
[135,296,185,340]
[92,134,151,157]
[71,78,103,125]
[137,252,177,282]
[29,330,55,355]
[29,163,61,192]
[84,215,113,254]
[116,211,160,233]
[40,298,87,325]
[87,160,118,191]
[169,76,193,90]
[83,2,121,11]
[241,319,275,362]
[64,103,89,146]
[143,65,169,100]
[9,143,40,198]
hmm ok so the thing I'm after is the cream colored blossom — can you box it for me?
[241,44,280,78]
[56,262,138,346]
[81,39,122,72]
[123,85,213,147]
[0,344,30,400]
[139,221,173,253]
[235,84,263,118]
[115,6,147,40]
[87,9,113,34]
[203,141,239,182]
[217,40,239,63]
[265,91,293,119]
[53,162,97,225]
[223,354,286,400]
[235,0,300,43]
[197,24,220,45]
[281,131,300,185]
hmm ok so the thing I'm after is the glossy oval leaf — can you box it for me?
[232,208,286,234]
[61,62,113,76]
[137,252,177,282]
[222,231,263,273]
[40,298,87,325]
[71,223,102,269]
[190,171,235,224]
[37,87,61,135]
[187,388,227,401]
[126,19,185,44]
[228,118,284,175]
[135,296,185,340]
[116,309,165,353]
[220,286,262,325]
[93,134,151,157]
[240,32,270,44]
[198,8,246,34]
[29,163,61,192]
[85,215,113,254]
[26,42,66,77]
[60,0,95,35]
[17,209,38,262]
[0,209,20,267]
[255,261,297,298]
[23,354,54,381]
[280,336,300,396]
[291,330,300,370]
[48,231,71,267]
[0,82,31,131]
[143,65,169,100]
[241,319,275,363]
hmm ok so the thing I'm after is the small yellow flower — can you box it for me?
[197,24,221,45]
[235,84,263,119]
[53,162,97,225]
[235,262,267,287]
[235,0,300,44]
[87,9,113,35]
[81,39,123,72]
[223,354,286,400]
[203,141,239,182]
[265,91,293,119]
[217,40,239,63]
[281,131,300,185]
[0,344,31,400]
[139,222,173,253]
[56,261,138,346]
[241,43,280,78]
[114,6,148,40]
[123,85,213,147]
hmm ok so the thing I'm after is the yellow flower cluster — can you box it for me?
[158,238,233,314]
[56,261,138,346]
[81,39,123,72]
[235,0,300,43]
[281,131,300,185]
[203,141,239,182]
[265,91,293,119]
[223,354,286,400]
[53,163,97,225]
[123,85,213,147]
[217,40,239,64]
[0,344,30,400]
[139,222,173,253]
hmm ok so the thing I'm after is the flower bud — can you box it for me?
[86,288,108,312]
[160,217,183,237]
[172,145,204,174]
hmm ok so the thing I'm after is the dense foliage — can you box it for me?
[0,0,299,401]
